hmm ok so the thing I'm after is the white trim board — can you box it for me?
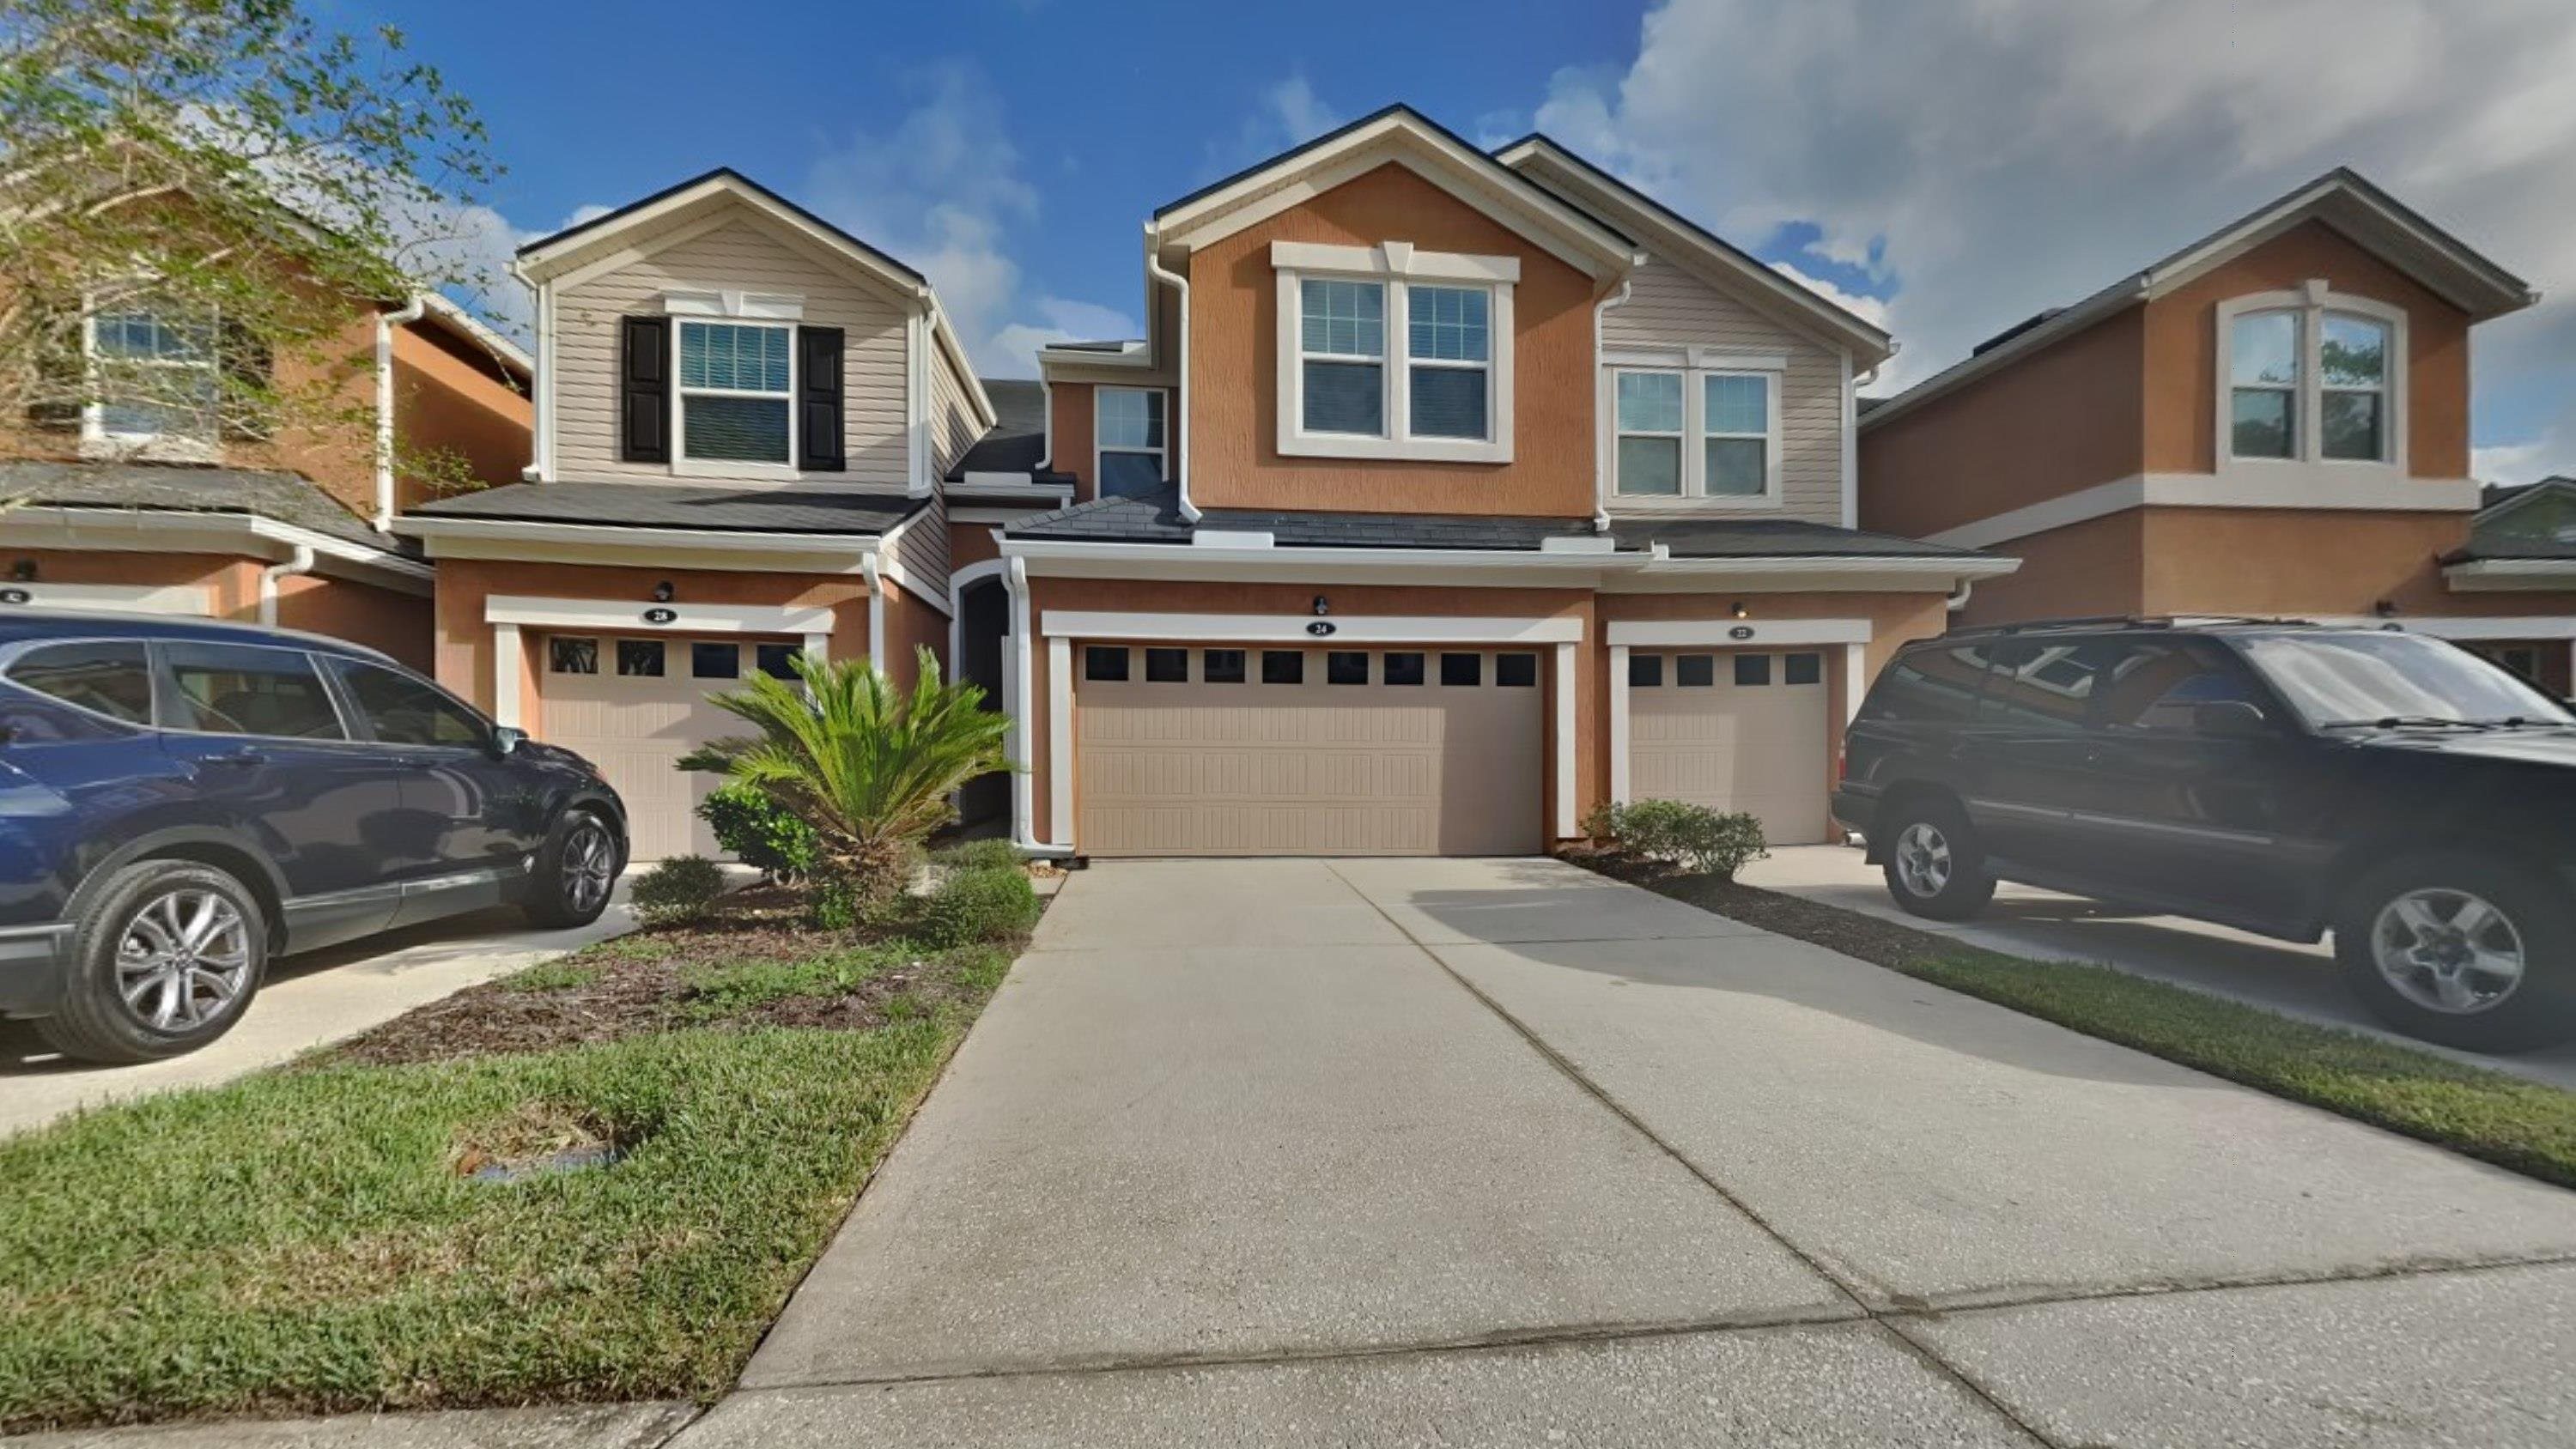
[0,581,212,615]
[0,506,431,594]
[1039,610,1583,645]
[2316,614,2576,640]
[2443,560,2576,591]
[486,595,838,635]
[1924,473,2483,550]
[1607,618,1871,647]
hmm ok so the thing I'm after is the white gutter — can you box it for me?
[1593,275,1635,533]
[1143,231,1199,523]
[256,543,315,626]
[1037,377,1054,471]
[1947,579,1977,612]
[1004,556,1072,858]
[374,294,428,532]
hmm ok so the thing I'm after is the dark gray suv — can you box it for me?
[1835,618,2576,1051]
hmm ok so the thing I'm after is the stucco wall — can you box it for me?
[272,573,434,670]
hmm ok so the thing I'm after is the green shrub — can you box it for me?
[932,838,1024,873]
[699,782,820,879]
[911,865,1040,949]
[1600,799,1770,880]
[1579,800,1621,843]
[631,855,726,927]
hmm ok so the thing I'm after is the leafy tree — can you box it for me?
[708,650,1016,907]
[0,0,504,482]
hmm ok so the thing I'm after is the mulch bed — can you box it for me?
[1559,844,1957,970]
[320,886,1006,1069]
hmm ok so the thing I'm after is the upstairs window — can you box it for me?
[1613,366,1778,502]
[1406,285,1489,440]
[88,305,219,452]
[1274,240,1516,464]
[1096,387,1166,498]
[1298,279,1385,436]
[2221,288,2402,467]
[678,320,793,466]
[1614,372,1685,496]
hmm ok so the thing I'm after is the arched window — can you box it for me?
[2318,312,2391,461]
[2228,309,2300,459]
[2219,287,2403,467]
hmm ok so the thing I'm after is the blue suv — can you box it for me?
[0,610,628,1063]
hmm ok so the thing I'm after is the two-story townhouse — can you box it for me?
[398,170,1034,857]
[0,292,527,669]
[1856,171,2575,694]
[981,107,2014,860]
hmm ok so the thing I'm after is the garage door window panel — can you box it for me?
[617,640,665,678]
[692,643,740,679]
[1440,652,1481,686]
[550,637,598,675]
[1383,652,1425,686]
[1497,653,1538,688]
[1203,649,1247,684]
[1327,651,1370,685]
[755,643,803,679]
[1784,652,1822,686]
[1676,654,1715,687]
[1629,653,1662,688]
[1734,654,1771,687]
[1145,647,1188,683]
[1262,651,1303,684]
[1084,646,1129,682]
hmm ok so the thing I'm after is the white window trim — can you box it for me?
[1607,364,1784,509]
[1273,240,1516,464]
[1094,386,1166,498]
[671,317,799,480]
[2215,283,2407,477]
[79,297,222,464]
[660,288,804,320]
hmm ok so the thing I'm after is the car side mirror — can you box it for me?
[490,725,527,757]
[2192,700,2270,738]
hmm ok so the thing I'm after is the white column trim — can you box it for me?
[1048,634,1073,848]
[1007,557,1037,849]
[492,621,524,729]
[1844,643,1868,724]
[1607,643,1631,806]
[1554,640,1577,841]
[803,632,829,664]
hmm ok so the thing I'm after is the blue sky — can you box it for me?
[367,0,2576,482]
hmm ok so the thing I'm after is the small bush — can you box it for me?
[911,865,1040,949]
[932,838,1025,873]
[1579,800,1621,843]
[1599,799,1770,880]
[630,855,726,927]
[698,784,819,880]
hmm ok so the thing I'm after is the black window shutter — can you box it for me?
[798,325,845,471]
[619,315,670,464]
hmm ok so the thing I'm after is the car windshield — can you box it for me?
[2234,632,2574,729]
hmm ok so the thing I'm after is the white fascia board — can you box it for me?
[0,506,430,591]
[1005,537,1644,573]
[1924,472,2483,550]
[1041,609,1583,644]
[1609,617,1871,647]
[1038,340,1151,368]
[1268,239,1521,283]
[1601,555,2021,594]
[486,594,836,635]
[1191,530,1274,549]
[2441,560,2576,591]
[401,515,878,555]
[2313,612,2576,639]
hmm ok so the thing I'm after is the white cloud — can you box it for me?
[1769,261,1889,330]
[1544,0,2576,421]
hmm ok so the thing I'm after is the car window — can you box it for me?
[2093,641,2265,733]
[1860,645,1994,724]
[1977,642,2102,732]
[5,640,153,724]
[331,658,488,747]
[161,642,344,740]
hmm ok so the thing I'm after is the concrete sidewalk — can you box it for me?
[672,856,2576,1447]
[1741,843,2576,1091]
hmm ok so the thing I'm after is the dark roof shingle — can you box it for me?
[0,460,401,554]
[408,481,922,536]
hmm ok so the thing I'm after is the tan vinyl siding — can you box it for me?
[552,215,910,484]
[930,347,981,477]
[890,491,950,604]
[1605,258,1846,526]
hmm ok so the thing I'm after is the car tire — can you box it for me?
[1879,797,1996,922]
[35,859,270,1064]
[524,809,622,929]
[2336,851,2576,1052]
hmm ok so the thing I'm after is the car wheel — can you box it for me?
[1879,799,1996,922]
[524,809,622,929]
[35,860,270,1064]
[2336,852,2576,1052]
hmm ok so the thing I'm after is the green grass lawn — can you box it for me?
[1636,866,2576,1192]
[0,878,1031,1434]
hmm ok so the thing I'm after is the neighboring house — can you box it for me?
[398,170,1034,858]
[987,106,2013,859]
[2443,476,2576,692]
[1856,170,2574,694]
[0,294,528,669]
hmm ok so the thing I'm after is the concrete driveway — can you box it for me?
[688,857,2576,1448]
[1742,844,2576,1091]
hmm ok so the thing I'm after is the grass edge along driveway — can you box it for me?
[1610,861,2576,1194]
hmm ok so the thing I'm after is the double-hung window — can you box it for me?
[2221,288,2403,467]
[677,320,793,466]
[87,304,220,452]
[1612,365,1777,502]
[1095,387,1167,498]
[1274,240,1516,463]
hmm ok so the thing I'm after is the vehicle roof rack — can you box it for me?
[1938,614,2320,640]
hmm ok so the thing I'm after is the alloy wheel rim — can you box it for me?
[2372,888,2525,1016]
[563,824,613,912]
[115,888,252,1034]
[1895,822,1953,898]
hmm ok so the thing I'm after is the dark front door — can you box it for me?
[955,575,1011,827]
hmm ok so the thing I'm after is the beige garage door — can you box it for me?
[1076,645,1545,858]
[538,634,805,859]
[1628,649,1832,845]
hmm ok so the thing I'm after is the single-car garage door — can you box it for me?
[538,633,807,859]
[1627,648,1832,844]
[1076,645,1544,857]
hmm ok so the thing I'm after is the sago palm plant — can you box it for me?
[707,648,1013,901]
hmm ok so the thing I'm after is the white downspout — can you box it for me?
[258,543,315,627]
[374,294,428,533]
[1037,377,1054,471]
[1592,272,1637,533]
[1143,229,1198,523]
[1005,555,1072,857]
[1947,579,1976,613]
[512,258,550,482]
[862,553,887,671]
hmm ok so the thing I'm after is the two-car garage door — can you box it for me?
[1076,645,1545,857]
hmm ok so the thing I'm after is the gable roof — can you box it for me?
[1492,134,1893,364]
[1150,105,1641,282]
[1863,167,2539,431]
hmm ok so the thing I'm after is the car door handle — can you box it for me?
[203,747,269,768]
